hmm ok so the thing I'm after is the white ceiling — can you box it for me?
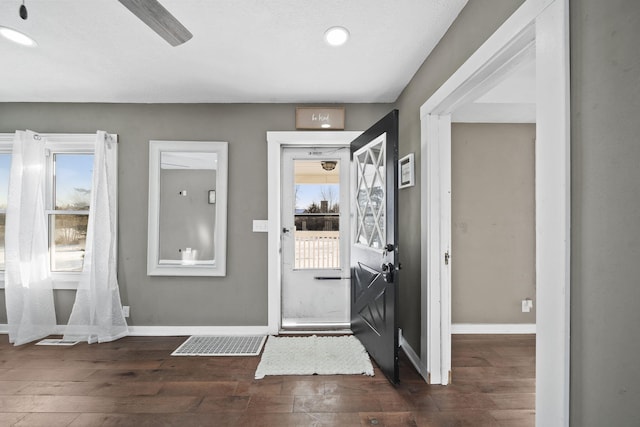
[295,159,340,184]
[453,59,537,123]
[475,60,536,104]
[0,0,468,103]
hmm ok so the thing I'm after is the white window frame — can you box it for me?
[0,133,117,290]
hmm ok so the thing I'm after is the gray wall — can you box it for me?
[451,123,535,324]
[0,103,391,326]
[394,0,525,350]
[570,0,640,425]
[159,169,216,261]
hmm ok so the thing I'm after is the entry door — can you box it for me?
[350,110,400,384]
[281,147,351,330]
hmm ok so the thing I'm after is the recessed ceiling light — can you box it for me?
[324,26,350,47]
[0,26,37,47]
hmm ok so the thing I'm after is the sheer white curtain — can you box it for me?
[5,130,57,345]
[64,131,128,343]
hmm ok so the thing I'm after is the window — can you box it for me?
[0,134,105,287]
[0,153,10,270]
[48,153,94,272]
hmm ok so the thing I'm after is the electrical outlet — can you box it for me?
[122,306,130,318]
[521,299,533,313]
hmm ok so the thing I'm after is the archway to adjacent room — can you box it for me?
[419,1,570,426]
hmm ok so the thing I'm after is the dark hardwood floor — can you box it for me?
[0,334,534,426]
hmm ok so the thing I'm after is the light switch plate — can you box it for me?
[253,220,268,232]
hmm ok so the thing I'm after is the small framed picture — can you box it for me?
[399,153,415,189]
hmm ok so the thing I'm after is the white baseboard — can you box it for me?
[399,330,428,382]
[0,325,68,336]
[127,326,271,336]
[452,323,536,334]
[0,325,273,337]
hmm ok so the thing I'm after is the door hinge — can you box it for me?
[444,251,450,265]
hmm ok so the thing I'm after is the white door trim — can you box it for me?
[266,131,362,334]
[420,1,570,426]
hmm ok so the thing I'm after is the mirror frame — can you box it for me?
[147,140,228,276]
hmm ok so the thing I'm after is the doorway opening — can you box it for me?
[419,0,569,424]
[268,110,401,383]
[280,147,350,331]
[266,131,361,334]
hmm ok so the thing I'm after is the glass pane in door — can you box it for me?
[293,159,340,269]
[354,138,385,249]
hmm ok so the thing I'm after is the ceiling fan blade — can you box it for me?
[117,0,192,46]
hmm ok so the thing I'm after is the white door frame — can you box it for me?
[266,131,362,334]
[420,0,570,426]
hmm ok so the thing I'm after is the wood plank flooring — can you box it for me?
[0,334,535,426]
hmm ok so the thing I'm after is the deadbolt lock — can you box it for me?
[381,262,395,283]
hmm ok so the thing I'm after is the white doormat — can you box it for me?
[255,335,374,379]
[172,336,266,356]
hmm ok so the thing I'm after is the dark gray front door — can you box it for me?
[350,110,399,384]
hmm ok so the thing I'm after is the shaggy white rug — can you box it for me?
[254,335,374,379]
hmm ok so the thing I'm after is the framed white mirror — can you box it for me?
[147,140,228,276]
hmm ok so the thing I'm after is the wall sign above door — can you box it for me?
[295,107,345,130]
